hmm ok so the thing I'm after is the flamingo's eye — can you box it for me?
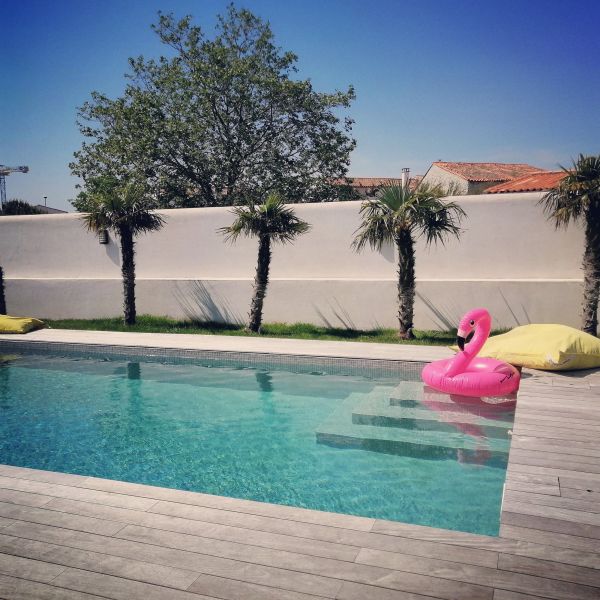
[469,320,475,326]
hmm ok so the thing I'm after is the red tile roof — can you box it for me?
[343,177,400,187]
[485,171,566,194]
[337,176,423,190]
[433,162,543,182]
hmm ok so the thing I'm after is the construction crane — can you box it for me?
[0,165,29,208]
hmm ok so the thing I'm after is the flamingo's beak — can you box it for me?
[456,328,474,351]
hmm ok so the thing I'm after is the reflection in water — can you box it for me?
[127,363,141,380]
[0,365,10,408]
[255,371,273,394]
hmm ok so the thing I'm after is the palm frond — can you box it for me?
[540,154,600,229]
[81,178,165,236]
[414,197,465,246]
[219,192,310,245]
[353,182,465,251]
[352,198,396,252]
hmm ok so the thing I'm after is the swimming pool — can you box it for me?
[0,350,515,535]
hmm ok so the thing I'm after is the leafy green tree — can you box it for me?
[353,183,465,339]
[541,154,600,335]
[79,178,165,325]
[71,5,355,209]
[220,192,310,332]
[1,200,42,215]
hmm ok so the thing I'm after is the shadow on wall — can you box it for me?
[173,281,244,324]
[380,241,395,264]
[314,299,357,330]
[104,234,121,267]
[417,287,533,330]
[416,292,458,330]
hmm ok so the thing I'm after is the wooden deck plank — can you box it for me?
[116,524,493,599]
[0,551,65,583]
[39,497,362,563]
[11,492,497,568]
[507,463,600,482]
[560,477,600,493]
[3,520,344,598]
[503,481,561,496]
[509,449,600,469]
[49,569,216,600]
[501,512,600,541]
[500,524,600,554]
[335,581,443,600]
[0,532,201,590]
[0,475,159,511]
[0,501,126,537]
[560,487,600,502]
[498,553,600,587]
[0,573,107,600]
[510,438,600,459]
[187,574,330,600]
[503,489,600,514]
[148,499,499,567]
[357,547,600,600]
[502,501,600,527]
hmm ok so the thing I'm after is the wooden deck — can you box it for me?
[0,356,599,598]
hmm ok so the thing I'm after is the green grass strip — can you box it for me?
[44,315,472,346]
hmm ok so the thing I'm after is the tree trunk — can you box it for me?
[0,266,6,315]
[119,227,137,326]
[248,234,271,333]
[396,229,416,339]
[582,206,600,336]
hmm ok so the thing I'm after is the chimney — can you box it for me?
[401,168,410,189]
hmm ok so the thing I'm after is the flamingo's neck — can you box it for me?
[446,313,491,377]
[466,314,491,358]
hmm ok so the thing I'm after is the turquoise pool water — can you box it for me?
[0,352,515,535]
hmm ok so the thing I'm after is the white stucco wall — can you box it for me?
[420,165,469,194]
[0,193,585,330]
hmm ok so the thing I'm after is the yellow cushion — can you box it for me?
[470,324,600,371]
[0,316,46,334]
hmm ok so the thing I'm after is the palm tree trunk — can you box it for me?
[582,207,600,336]
[248,234,271,333]
[396,229,416,339]
[119,227,137,326]
[0,266,6,314]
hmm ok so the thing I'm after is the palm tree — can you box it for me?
[81,179,165,325]
[220,193,310,333]
[541,154,600,336]
[353,182,465,339]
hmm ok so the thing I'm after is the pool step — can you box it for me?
[354,386,514,434]
[315,388,512,466]
[354,385,514,437]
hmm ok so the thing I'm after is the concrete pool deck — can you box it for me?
[0,330,599,599]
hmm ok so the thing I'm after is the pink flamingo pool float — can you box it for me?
[422,308,520,398]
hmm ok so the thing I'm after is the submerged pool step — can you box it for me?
[316,393,510,457]
[315,386,512,466]
[352,396,513,439]
[351,410,511,439]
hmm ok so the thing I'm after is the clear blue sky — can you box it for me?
[2,0,599,211]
